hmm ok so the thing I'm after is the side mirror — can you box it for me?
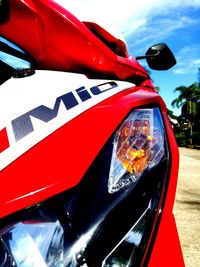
[136,43,176,70]
[0,0,10,24]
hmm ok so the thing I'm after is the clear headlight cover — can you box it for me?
[108,108,165,193]
[0,219,65,267]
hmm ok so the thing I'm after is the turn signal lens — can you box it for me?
[108,108,165,193]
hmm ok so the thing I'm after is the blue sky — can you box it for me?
[123,5,200,116]
[56,0,200,115]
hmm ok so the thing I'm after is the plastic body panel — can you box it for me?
[147,112,185,266]
[0,78,162,218]
[0,0,184,266]
[148,213,185,266]
[0,75,185,265]
[0,0,148,82]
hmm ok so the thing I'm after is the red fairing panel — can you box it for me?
[0,0,148,82]
[0,1,184,265]
[148,213,185,267]
[0,75,160,218]
[0,79,184,265]
[147,112,185,266]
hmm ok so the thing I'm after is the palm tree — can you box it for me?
[171,83,200,108]
[171,82,200,145]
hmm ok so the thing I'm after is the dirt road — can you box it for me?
[173,147,200,267]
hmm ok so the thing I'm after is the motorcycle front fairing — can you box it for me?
[0,1,184,266]
[0,0,148,82]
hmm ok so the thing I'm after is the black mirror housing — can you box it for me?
[145,43,176,70]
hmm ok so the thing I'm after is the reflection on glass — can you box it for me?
[102,203,150,267]
[0,51,31,70]
[63,223,100,267]
[0,218,100,267]
[2,220,64,267]
[0,36,25,53]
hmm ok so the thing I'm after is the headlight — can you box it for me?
[108,108,165,193]
[0,107,169,267]
[0,216,65,267]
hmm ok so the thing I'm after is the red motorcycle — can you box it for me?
[0,0,184,266]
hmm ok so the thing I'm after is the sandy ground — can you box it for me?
[173,147,200,267]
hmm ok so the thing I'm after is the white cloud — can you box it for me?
[172,46,200,74]
[192,59,200,65]
[54,0,200,75]
[173,68,189,74]
[126,15,197,44]
[54,0,200,32]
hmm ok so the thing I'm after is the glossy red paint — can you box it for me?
[0,1,184,266]
[143,111,185,266]
[148,212,185,266]
[0,128,9,153]
[0,0,148,82]
[0,85,184,266]
[0,86,162,218]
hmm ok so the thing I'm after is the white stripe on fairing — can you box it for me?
[0,70,135,171]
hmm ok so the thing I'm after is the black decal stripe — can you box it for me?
[12,92,78,141]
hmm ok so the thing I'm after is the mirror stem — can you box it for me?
[136,51,160,60]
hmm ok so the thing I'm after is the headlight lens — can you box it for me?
[0,219,65,267]
[108,108,165,193]
[0,107,168,267]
